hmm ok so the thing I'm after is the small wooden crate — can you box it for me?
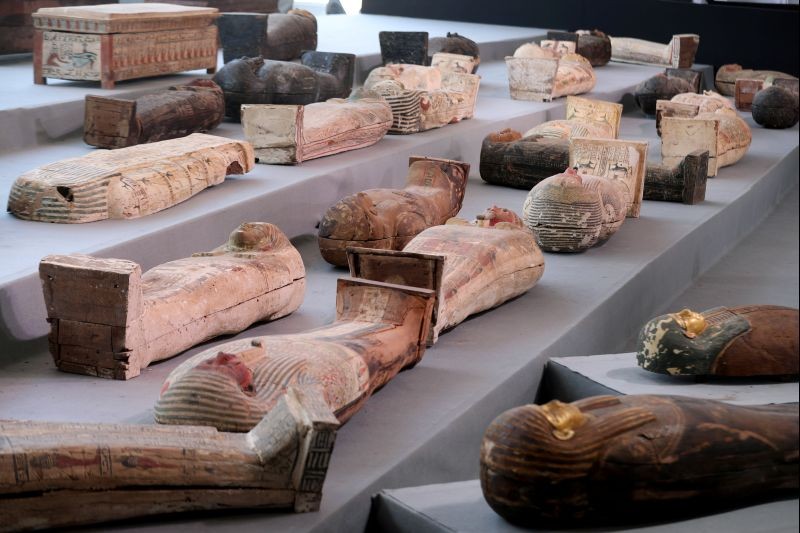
[33,3,219,89]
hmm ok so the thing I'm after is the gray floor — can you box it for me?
[622,184,800,351]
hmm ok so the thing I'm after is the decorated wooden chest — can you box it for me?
[33,3,219,89]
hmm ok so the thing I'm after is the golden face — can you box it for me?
[671,308,708,338]
[539,400,588,441]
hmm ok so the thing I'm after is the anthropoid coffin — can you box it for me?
[155,277,435,434]
[506,43,596,102]
[522,167,629,253]
[41,223,305,379]
[637,305,799,377]
[363,62,480,134]
[84,79,224,149]
[213,51,356,120]
[543,29,611,67]
[633,68,703,116]
[521,95,622,140]
[0,403,338,530]
[480,395,799,527]
[318,156,469,266]
[609,33,699,68]
[8,134,254,223]
[715,63,798,96]
[347,206,545,344]
[741,80,799,129]
[144,0,280,12]
[241,93,392,164]
[218,9,317,64]
[481,131,706,205]
[0,0,98,54]
[32,3,219,89]
[658,91,752,176]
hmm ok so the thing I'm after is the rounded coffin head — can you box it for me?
[522,168,603,252]
[752,86,799,129]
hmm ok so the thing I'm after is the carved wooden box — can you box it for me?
[32,3,219,89]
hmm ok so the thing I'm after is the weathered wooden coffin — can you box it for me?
[633,68,702,116]
[637,305,799,377]
[546,29,611,67]
[363,62,480,134]
[480,131,707,205]
[155,277,436,432]
[642,149,708,205]
[480,395,799,527]
[715,63,798,96]
[218,9,317,64]
[379,30,428,65]
[213,51,356,120]
[659,92,752,176]
[83,79,224,149]
[523,95,622,140]
[347,206,545,344]
[0,0,98,54]
[33,3,219,89]
[609,33,699,68]
[751,85,800,129]
[570,137,648,217]
[506,44,596,102]
[318,156,470,266]
[241,94,392,164]
[522,168,628,253]
[0,392,337,531]
[429,32,480,73]
[8,133,254,223]
[144,0,280,12]
[41,223,305,380]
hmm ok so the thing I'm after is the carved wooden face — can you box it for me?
[475,206,524,228]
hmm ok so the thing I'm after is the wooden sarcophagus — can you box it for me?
[83,79,225,149]
[480,395,798,527]
[505,43,596,102]
[8,133,254,223]
[41,222,306,379]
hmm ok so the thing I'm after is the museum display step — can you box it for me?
[0,109,796,531]
[370,480,799,533]
[0,14,546,152]
[0,58,668,344]
[539,352,799,405]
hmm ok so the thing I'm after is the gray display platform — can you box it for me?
[0,58,668,344]
[540,353,799,405]
[0,118,796,532]
[371,480,799,533]
[0,14,546,151]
